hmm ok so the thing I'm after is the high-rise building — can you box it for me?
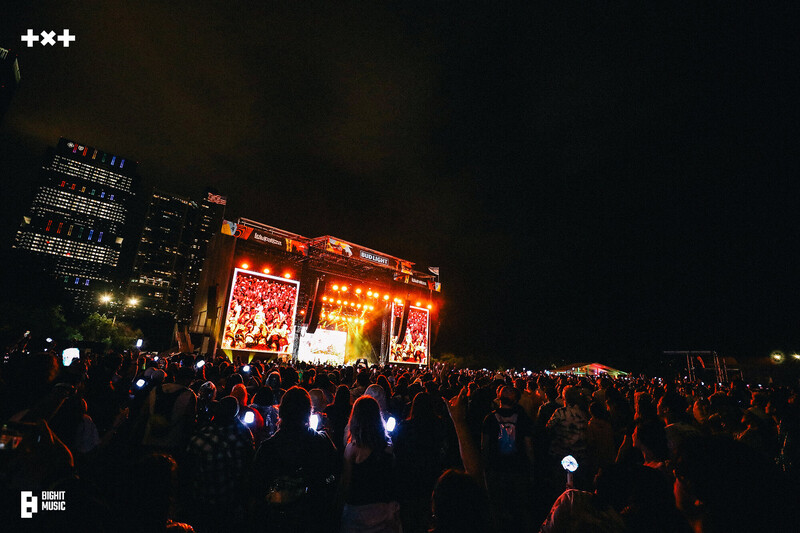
[128,189,196,318]
[128,188,225,322]
[13,138,138,310]
[0,47,21,122]
[181,189,226,319]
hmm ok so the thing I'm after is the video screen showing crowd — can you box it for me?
[389,304,429,365]
[298,326,347,366]
[221,269,299,353]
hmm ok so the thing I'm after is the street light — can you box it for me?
[107,297,139,326]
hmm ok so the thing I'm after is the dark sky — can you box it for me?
[2,3,800,369]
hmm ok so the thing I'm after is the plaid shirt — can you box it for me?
[187,419,254,505]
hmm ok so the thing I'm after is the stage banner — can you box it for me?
[389,302,430,365]
[221,220,253,239]
[249,229,286,250]
[355,248,395,268]
[220,268,300,354]
[313,236,404,270]
[325,237,354,257]
[409,277,429,289]
[286,238,308,256]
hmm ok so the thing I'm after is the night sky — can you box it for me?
[2,3,800,370]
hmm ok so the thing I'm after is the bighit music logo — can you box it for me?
[21,491,66,518]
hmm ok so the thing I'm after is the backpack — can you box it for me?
[149,386,186,438]
[495,412,518,455]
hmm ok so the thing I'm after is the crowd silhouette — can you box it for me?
[1,349,796,532]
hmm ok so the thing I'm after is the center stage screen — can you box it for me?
[389,303,430,365]
[298,326,347,365]
[221,268,299,353]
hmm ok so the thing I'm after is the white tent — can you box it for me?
[549,362,628,377]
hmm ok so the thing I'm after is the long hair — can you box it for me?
[348,396,387,450]
[333,384,351,410]
[408,391,435,422]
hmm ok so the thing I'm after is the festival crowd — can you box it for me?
[0,350,797,532]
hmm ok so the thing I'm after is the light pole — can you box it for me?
[113,297,139,325]
[99,294,138,325]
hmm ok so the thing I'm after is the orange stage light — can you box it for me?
[337,300,342,304]
[416,302,421,307]
[263,268,270,274]
[333,285,339,291]
[355,288,362,294]
[284,273,292,279]
[427,304,432,310]
[322,296,327,301]
[367,291,373,297]
[384,294,389,300]
[341,286,348,292]
[241,263,249,269]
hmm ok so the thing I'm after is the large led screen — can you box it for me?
[389,303,430,365]
[298,326,347,365]
[221,268,299,353]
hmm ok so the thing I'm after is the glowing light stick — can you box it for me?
[562,455,578,488]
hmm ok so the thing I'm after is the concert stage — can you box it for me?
[190,218,441,365]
